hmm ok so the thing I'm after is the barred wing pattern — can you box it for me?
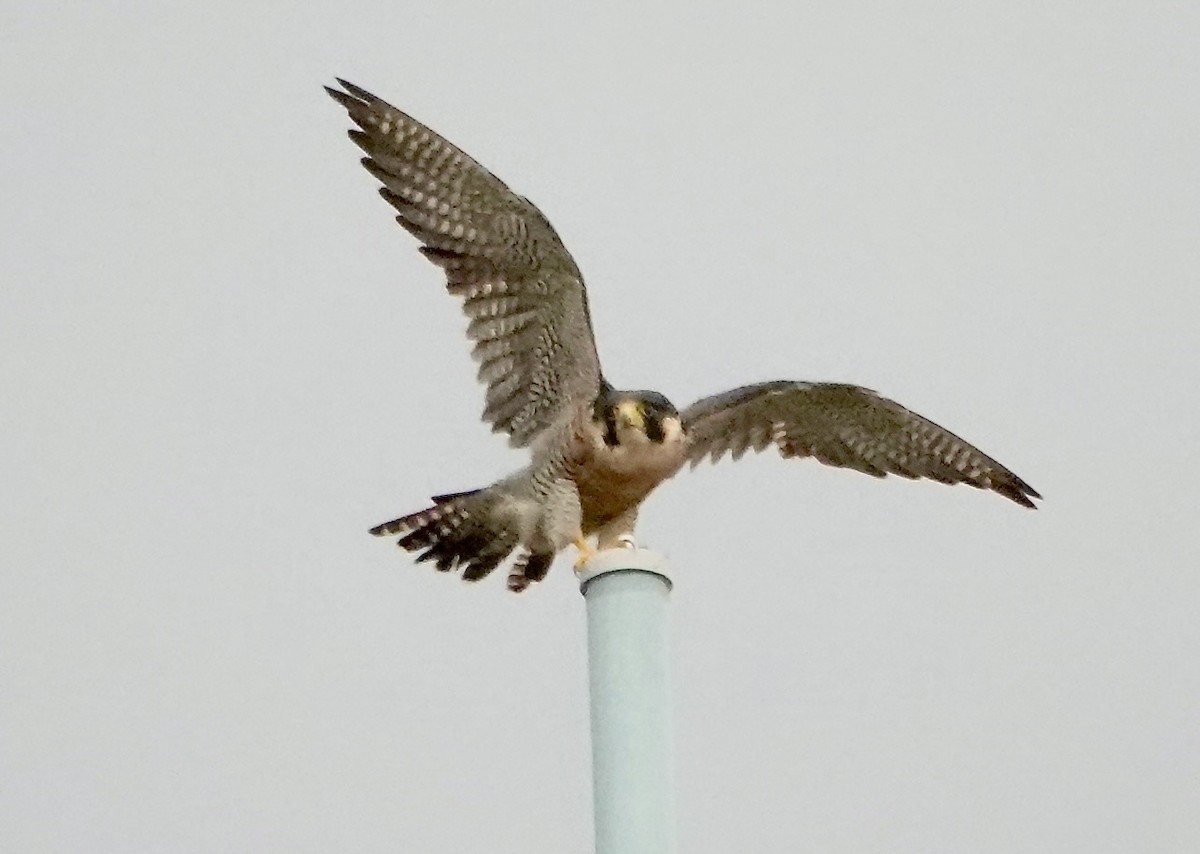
[327,80,603,447]
[682,381,1040,507]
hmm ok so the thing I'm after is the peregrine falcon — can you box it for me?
[327,79,1040,592]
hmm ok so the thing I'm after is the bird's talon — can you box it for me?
[573,536,596,572]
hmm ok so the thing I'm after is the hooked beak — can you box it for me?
[616,400,645,430]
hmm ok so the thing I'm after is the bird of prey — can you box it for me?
[327,79,1040,592]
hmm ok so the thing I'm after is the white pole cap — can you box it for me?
[576,548,672,594]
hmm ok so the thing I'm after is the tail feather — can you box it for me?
[370,489,521,583]
[368,488,483,539]
[507,551,554,593]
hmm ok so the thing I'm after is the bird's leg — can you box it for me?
[573,535,597,571]
[595,507,640,552]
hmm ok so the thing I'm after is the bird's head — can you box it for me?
[593,386,682,447]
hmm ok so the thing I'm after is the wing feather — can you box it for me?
[681,381,1040,508]
[327,80,603,446]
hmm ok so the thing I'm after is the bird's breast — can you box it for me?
[572,426,688,523]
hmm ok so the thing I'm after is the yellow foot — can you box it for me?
[573,536,597,571]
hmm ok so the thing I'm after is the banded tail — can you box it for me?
[506,552,553,593]
[371,489,546,587]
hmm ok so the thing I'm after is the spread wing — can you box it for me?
[326,79,604,447]
[681,381,1040,507]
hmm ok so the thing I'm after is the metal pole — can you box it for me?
[579,548,676,854]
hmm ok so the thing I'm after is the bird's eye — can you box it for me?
[644,410,665,442]
[601,405,620,446]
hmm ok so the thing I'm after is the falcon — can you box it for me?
[327,79,1040,592]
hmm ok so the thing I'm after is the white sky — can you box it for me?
[3,3,1198,852]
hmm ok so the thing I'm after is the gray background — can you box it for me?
[4,3,1198,851]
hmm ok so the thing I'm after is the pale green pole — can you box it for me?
[578,549,677,854]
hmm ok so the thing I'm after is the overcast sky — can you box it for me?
[3,3,1198,852]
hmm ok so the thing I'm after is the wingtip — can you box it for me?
[999,480,1042,509]
[325,78,374,109]
[333,77,375,102]
[324,81,351,104]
